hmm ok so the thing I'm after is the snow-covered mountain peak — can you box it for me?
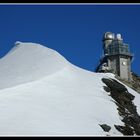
[0,42,68,89]
[8,41,55,56]
[15,41,22,45]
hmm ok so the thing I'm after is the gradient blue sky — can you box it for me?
[0,4,140,75]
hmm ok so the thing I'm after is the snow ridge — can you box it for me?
[0,42,68,89]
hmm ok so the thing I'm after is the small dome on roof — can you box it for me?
[103,32,115,40]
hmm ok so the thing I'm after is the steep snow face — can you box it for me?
[0,42,139,136]
[0,42,68,89]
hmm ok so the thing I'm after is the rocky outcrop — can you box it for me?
[131,73,140,93]
[115,72,140,94]
[102,78,140,135]
[99,124,111,132]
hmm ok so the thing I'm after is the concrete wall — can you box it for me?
[119,57,129,80]
[108,55,131,81]
[119,57,131,81]
[108,56,118,74]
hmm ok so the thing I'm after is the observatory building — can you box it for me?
[96,32,133,81]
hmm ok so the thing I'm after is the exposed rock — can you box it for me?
[102,78,140,135]
[102,78,128,93]
[116,72,140,94]
[131,73,140,93]
[99,124,111,132]
[114,125,134,135]
[103,86,110,93]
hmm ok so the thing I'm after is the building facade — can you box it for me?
[96,32,133,81]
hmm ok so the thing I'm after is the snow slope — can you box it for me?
[0,42,139,136]
[0,41,67,89]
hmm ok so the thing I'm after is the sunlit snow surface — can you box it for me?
[0,42,139,136]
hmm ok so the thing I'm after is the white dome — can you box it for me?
[103,32,115,40]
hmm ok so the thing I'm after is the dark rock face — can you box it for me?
[102,78,140,135]
[103,86,110,93]
[116,72,140,94]
[131,73,140,93]
[99,124,111,132]
[114,125,134,135]
[102,78,128,93]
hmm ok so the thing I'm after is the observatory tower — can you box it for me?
[96,32,133,81]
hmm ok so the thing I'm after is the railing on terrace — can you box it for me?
[106,44,132,56]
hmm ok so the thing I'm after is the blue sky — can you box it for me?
[0,4,140,75]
